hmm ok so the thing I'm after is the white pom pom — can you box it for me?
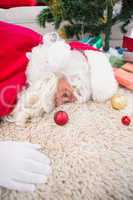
[47,41,71,72]
[43,32,60,45]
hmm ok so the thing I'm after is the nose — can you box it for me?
[55,92,77,107]
[62,94,77,104]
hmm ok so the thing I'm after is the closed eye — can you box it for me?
[63,93,68,98]
[64,100,70,104]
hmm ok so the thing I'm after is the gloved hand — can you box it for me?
[0,141,51,192]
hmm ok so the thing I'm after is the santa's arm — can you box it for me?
[85,50,118,102]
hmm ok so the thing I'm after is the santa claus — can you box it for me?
[9,32,118,125]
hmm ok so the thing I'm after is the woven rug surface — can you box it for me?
[0,88,133,200]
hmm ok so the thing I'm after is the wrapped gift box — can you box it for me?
[124,51,133,63]
[81,35,103,49]
[122,28,133,52]
[123,36,133,51]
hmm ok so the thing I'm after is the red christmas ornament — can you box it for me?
[121,115,131,126]
[54,111,69,126]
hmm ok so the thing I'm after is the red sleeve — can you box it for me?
[0,21,42,117]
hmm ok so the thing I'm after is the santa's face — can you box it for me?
[55,77,77,107]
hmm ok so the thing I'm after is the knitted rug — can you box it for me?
[0,88,133,200]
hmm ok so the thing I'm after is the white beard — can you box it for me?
[9,72,58,126]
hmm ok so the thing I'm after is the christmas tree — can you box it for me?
[38,0,133,51]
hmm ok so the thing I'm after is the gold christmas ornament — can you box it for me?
[100,16,107,24]
[49,0,62,16]
[58,28,67,39]
[111,95,128,110]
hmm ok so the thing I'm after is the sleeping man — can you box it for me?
[9,32,118,126]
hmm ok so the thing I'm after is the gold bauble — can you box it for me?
[111,95,128,110]
[100,16,107,24]
[58,28,67,39]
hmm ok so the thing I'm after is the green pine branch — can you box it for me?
[38,0,133,51]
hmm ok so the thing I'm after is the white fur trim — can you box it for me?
[85,50,118,102]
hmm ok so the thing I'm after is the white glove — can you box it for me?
[0,141,51,192]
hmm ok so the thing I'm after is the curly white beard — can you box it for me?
[9,72,58,126]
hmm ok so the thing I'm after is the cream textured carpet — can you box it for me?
[0,88,133,200]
